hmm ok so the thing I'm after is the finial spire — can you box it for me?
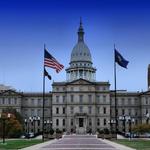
[80,17,82,27]
[78,18,84,42]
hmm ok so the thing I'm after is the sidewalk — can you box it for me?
[20,135,136,150]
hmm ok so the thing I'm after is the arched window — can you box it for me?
[56,119,59,126]
[97,118,100,126]
[89,118,92,126]
[63,119,65,126]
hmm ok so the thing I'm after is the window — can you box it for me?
[97,118,100,126]
[38,99,41,105]
[79,70,83,77]
[128,109,131,115]
[79,106,83,113]
[63,96,65,103]
[104,118,106,125]
[103,95,106,102]
[2,98,4,104]
[146,109,148,114]
[14,98,17,104]
[56,87,59,91]
[128,98,131,105]
[56,96,59,103]
[96,95,99,101]
[135,109,138,116]
[56,119,59,126]
[25,98,28,105]
[89,118,92,126]
[63,119,65,126]
[63,107,65,114]
[122,109,125,115]
[88,106,92,114]
[103,87,106,91]
[103,107,106,114]
[31,99,34,105]
[97,107,100,114]
[121,98,125,105]
[88,95,92,103]
[70,106,74,114]
[146,97,148,104]
[71,87,74,91]
[8,98,11,105]
[56,107,59,114]
[31,109,34,116]
[63,87,65,91]
[37,109,41,116]
[38,120,40,126]
[79,95,83,103]
[45,99,48,105]
[71,119,73,126]
[71,95,74,103]
[116,109,118,116]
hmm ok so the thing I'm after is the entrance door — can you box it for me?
[79,118,84,127]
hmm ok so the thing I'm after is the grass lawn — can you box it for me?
[115,139,150,150]
[0,139,43,150]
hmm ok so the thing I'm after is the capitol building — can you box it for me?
[0,21,150,134]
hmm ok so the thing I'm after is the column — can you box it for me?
[78,69,79,79]
[83,69,85,79]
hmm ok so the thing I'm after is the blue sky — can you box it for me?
[0,0,150,92]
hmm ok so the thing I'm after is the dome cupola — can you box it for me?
[66,19,96,82]
[70,19,92,63]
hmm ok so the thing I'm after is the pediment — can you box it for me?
[1,90,22,97]
[68,78,94,85]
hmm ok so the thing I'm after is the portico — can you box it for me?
[75,113,88,134]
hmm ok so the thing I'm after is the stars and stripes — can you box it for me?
[44,49,64,73]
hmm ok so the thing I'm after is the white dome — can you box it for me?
[70,42,92,63]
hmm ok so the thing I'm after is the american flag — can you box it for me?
[44,49,64,73]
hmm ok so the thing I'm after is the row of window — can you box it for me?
[55,118,107,126]
[55,94,108,103]
[55,107,107,114]
[111,97,139,105]
[0,97,18,105]
[115,108,139,116]
[24,98,50,106]
[54,86,109,92]
[24,108,50,117]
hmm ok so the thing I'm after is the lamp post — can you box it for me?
[32,116,40,135]
[119,115,126,136]
[0,113,11,144]
[50,120,52,130]
[24,116,41,138]
[44,119,50,133]
[126,116,135,140]
[108,119,116,134]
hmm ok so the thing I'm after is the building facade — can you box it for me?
[0,21,150,134]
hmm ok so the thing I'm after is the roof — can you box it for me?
[70,20,92,63]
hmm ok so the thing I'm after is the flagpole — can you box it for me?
[42,44,46,142]
[114,44,117,139]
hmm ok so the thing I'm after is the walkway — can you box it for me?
[20,135,135,150]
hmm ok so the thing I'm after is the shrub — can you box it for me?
[56,128,62,134]
[49,128,54,135]
[103,128,110,134]
[98,129,104,134]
